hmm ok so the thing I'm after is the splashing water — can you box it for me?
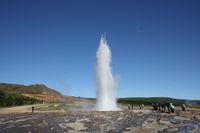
[96,34,119,111]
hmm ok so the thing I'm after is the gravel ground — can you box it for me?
[0,109,200,133]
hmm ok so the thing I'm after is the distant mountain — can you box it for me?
[1,83,199,107]
[117,97,200,106]
[0,83,65,102]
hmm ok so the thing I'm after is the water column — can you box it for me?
[96,35,119,111]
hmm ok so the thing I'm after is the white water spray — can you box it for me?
[96,34,119,111]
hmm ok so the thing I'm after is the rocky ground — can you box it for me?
[0,109,200,133]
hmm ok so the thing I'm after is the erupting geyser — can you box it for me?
[96,34,119,111]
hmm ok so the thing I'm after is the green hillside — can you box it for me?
[0,91,41,107]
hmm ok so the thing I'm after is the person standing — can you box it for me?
[32,106,34,113]
[169,103,175,113]
[182,104,186,111]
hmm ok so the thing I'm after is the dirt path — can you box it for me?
[0,104,66,114]
[0,105,33,114]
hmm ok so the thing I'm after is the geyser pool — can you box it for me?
[96,35,119,111]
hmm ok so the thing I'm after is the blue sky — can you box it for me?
[0,0,200,99]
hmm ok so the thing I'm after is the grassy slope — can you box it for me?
[0,83,61,95]
[0,83,64,103]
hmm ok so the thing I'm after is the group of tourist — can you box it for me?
[152,102,175,113]
[152,103,186,113]
[128,104,144,110]
[127,103,186,113]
